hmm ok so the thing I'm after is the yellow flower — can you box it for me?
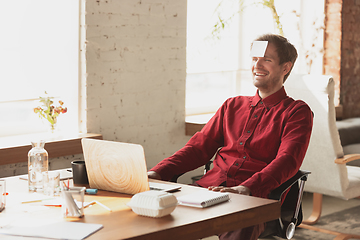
[33,92,67,128]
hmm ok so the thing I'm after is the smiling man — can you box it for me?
[148,34,313,240]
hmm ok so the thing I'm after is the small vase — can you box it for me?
[49,123,56,133]
[47,119,58,134]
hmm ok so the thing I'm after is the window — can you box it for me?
[186,0,325,116]
[0,0,80,137]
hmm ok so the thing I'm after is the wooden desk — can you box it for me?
[185,114,213,136]
[0,176,280,240]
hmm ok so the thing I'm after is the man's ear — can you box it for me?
[283,62,292,76]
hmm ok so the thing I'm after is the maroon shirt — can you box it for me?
[151,87,313,199]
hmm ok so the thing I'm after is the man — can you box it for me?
[148,34,313,239]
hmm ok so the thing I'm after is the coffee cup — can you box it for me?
[71,160,89,185]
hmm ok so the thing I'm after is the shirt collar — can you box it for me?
[251,86,287,109]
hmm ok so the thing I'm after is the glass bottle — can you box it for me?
[28,140,49,192]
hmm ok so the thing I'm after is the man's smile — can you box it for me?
[253,70,268,77]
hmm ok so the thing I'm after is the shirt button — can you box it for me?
[247,130,251,133]
[254,115,258,118]
[235,163,239,166]
[243,156,246,159]
[260,101,263,104]
[228,174,232,178]
[239,142,243,145]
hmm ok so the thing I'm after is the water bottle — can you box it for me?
[28,140,49,192]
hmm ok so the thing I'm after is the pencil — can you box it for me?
[21,198,54,204]
[62,181,69,190]
[84,201,96,209]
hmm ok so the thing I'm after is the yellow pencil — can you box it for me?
[21,198,54,204]
[84,201,96,209]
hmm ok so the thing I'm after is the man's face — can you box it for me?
[251,43,289,96]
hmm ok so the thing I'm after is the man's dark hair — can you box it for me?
[253,34,298,82]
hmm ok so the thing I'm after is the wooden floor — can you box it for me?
[202,192,360,240]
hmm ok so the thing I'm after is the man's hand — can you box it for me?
[208,185,251,196]
[147,171,162,180]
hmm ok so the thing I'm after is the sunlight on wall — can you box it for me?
[0,1,79,137]
[186,0,325,115]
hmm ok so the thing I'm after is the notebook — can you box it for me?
[81,138,181,195]
[177,190,230,208]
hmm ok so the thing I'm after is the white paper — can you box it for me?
[0,222,103,240]
[19,168,73,181]
[250,41,268,57]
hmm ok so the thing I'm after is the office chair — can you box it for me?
[258,170,310,240]
[284,75,360,239]
[171,166,310,240]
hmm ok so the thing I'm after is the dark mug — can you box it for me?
[71,160,89,185]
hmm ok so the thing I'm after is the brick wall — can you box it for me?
[324,0,360,118]
[85,0,194,174]
[340,0,360,118]
[324,0,342,106]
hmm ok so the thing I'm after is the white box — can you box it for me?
[127,190,178,218]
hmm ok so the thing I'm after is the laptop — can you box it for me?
[81,138,181,195]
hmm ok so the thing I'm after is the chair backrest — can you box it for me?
[284,74,350,199]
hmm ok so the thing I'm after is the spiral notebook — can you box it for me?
[177,190,230,208]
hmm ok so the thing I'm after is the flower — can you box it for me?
[34,92,67,131]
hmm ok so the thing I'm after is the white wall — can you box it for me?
[84,0,200,182]
[1,0,203,182]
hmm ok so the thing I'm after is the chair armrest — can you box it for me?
[335,154,360,164]
[269,170,311,201]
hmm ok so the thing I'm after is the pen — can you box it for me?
[44,204,62,207]
[95,201,112,212]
